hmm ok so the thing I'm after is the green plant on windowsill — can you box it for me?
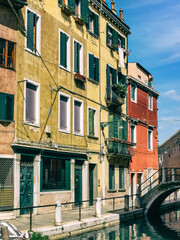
[112,84,127,98]
[61,4,74,15]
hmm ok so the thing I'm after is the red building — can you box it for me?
[127,63,159,196]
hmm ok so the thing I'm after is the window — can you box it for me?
[0,93,14,121]
[131,124,136,146]
[73,98,83,135]
[75,0,81,17]
[107,24,125,51]
[88,53,99,82]
[74,40,83,75]
[41,157,71,191]
[109,164,115,190]
[59,93,70,132]
[26,8,41,54]
[119,166,125,189]
[0,38,15,69]
[118,34,125,49]
[138,75,141,81]
[88,11,99,36]
[148,129,153,150]
[131,84,137,102]
[88,107,97,137]
[24,80,40,125]
[148,94,153,110]
[59,29,70,71]
[106,24,113,47]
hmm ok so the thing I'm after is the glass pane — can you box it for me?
[26,83,37,123]
[60,95,68,130]
[0,39,5,66]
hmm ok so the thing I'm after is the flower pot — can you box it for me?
[74,17,84,26]
[61,6,72,16]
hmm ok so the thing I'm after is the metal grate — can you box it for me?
[0,158,14,208]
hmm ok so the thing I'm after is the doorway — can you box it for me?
[89,164,95,206]
[75,164,82,205]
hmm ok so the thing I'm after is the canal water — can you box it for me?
[65,208,180,240]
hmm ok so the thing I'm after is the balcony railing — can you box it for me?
[106,86,125,106]
[107,138,134,157]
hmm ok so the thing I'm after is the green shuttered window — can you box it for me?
[108,114,127,141]
[109,164,115,190]
[0,93,14,121]
[60,30,70,70]
[88,11,99,36]
[81,0,89,23]
[119,166,125,189]
[41,157,71,191]
[89,108,96,136]
[26,9,40,54]
[74,40,82,74]
[88,53,99,82]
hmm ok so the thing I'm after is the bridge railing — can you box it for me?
[138,168,180,197]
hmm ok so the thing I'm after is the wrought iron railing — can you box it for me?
[107,139,131,156]
[106,86,124,105]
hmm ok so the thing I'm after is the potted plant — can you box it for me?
[74,15,85,26]
[61,4,74,16]
[74,72,86,83]
[112,83,127,98]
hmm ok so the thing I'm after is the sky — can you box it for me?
[108,0,180,145]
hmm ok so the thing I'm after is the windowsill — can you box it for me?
[25,47,41,57]
[40,190,71,194]
[0,65,15,71]
[59,65,71,73]
[0,119,14,123]
[24,121,40,128]
[148,149,153,152]
[148,108,153,111]
[118,189,126,192]
[73,132,84,137]
[88,135,98,140]
[131,99,137,103]
[87,78,99,85]
[58,129,70,134]
[108,189,117,193]
[88,31,99,39]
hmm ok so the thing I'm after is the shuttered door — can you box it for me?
[0,158,14,209]
[27,10,34,51]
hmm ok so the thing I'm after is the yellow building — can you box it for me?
[4,0,132,215]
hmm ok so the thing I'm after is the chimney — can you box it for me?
[120,8,124,21]
[111,0,116,14]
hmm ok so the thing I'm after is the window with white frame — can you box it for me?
[131,83,137,102]
[73,98,83,135]
[26,7,41,55]
[131,124,136,147]
[24,80,40,125]
[74,40,83,75]
[148,94,153,110]
[59,93,70,132]
[88,107,97,137]
[59,29,70,71]
[148,129,153,150]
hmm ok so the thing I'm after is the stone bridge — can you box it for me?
[136,168,180,216]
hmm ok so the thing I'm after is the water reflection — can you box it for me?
[64,208,180,240]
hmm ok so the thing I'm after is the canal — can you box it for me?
[64,207,180,240]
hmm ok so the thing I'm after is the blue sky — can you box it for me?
[108,0,180,145]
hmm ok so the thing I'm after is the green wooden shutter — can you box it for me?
[27,10,34,51]
[112,29,116,49]
[119,119,123,139]
[109,165,115,190]
[89,109,95,136]
[123,120,127,141]
[131,125,134,142]
[112,68,117,85]
[60,32,67,68]
[81,0,89,23]
[95,57,99,82]
[114,116,119,138]
[118,71,122,84]
[74,41,78,72]
[0,93,6,120]
[121,36,125,49]
[119,167,124,189]
[106,23,109,45]
[58,0,62,4]
[106,64,110,87]
[89,54,94,79]
[6,94,14,121]
[122,74,126,85]
[94,14,99,36]
[65,160,71,190]
[108,115,114,138]
[69,0,75,8]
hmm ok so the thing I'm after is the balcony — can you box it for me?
[106,85,125,107]
[74,73,86,83]
[107,138,135,157]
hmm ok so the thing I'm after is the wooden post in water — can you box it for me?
[1,226,10,240]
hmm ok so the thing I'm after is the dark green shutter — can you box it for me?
[27,10,34,51]
[95,57,99,82]
[81,0,89,23]
[89,109,94,136]
[74,41,77,72]
[65,160,71,190]
[89,54,94,79]
[123,120,127,140]
[58,0,62,4]
[121,36,125,49]
[112,68,117,85]
[131,125,134,142]
[108,115,114,138]
[106,64,110,87]
[112,30,118,51]
[60,32,67,68]
[69,0,75,8]
[40,158,43,191]
[114,116,118,138]
[106,23,109,45]
[6,95,14,121]
[0,93,6,120]
[118,71,122,84]
[109,165,115,190]
[119,119,123,139]
[94,14,99,36]
[119,167,124,189]
[122,74,126,85]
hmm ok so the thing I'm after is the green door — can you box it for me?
[89,164,94,206]
[20,156,34,215]
[75,165,82,205]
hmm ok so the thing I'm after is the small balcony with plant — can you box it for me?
[74,72,86,83]
[106,84,127,107]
